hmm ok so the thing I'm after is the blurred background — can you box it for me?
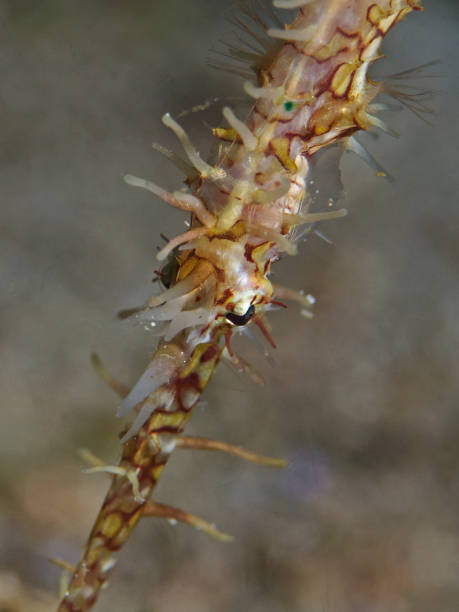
[1,0,458,610]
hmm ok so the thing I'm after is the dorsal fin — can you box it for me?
[208,0,284,82]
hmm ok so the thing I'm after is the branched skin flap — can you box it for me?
[57,1,422,610]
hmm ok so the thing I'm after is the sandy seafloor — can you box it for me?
[1,1,459,610]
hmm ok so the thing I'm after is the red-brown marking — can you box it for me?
[216,287,233,305]
[200,344,220,364]
[244,244,255,262]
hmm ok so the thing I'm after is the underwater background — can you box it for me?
[1,1,458,610]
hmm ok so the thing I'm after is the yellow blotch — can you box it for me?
[368,5,387,26]
[100,512,123,539]
[176,254,200,282]
[151,464,165,481]
[270,138,297,172]
[133,440,148,466]
[213,127,238,142]
[314,123,329,136]
[151,411,184,430]
[228,221,246,240]
[331,63,355,97]
[315,32,355,62]
[251,242,274,268]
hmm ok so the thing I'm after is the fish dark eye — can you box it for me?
[225,304,255,326]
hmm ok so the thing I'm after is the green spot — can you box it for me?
[283,101,295,112]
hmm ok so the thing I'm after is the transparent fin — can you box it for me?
[208,0,283,80]
[345,136,394,183]
[382,60,441,124]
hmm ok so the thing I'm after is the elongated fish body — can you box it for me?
[57,1,423,610]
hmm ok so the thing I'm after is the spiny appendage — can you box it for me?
[56,339,223,612]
